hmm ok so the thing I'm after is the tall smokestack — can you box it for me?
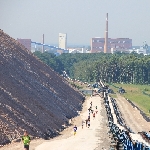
[42,34,44,53]
[104,13,108,53]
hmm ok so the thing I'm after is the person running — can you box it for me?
[22,131,31,150]
[87,120,90,128]
[96,106,97,109]
[85,119,88,127]
[90,101,92,106]
[82,120,84,129]
[93,112,95,119]
[73,125,77,135]
[88,107,91,113]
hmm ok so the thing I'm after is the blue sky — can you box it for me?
[0,0,150,46]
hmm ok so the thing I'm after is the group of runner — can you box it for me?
[73,99,98,135]
[22,98,99,150]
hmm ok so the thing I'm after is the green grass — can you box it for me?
[108,83,150,117]
[109,93,117,98]
[67,81,85,89]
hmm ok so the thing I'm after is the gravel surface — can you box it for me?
[0,95,111,150]
[1,93,150,150]
[116,94,150,133]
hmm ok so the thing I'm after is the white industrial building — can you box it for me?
[59,33,67,50]
[129,47,147,55]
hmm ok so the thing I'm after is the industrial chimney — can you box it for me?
[104,13,108,53]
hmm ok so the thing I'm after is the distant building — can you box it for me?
[111,48,131,54]
[82,48,86,53]
[57,49,64,55]
[68,48,79,53]
[129,47,147,55]
[59,33,67,49]
[91,37,132,53]
[17,39,31,50]
[68,47,88,53]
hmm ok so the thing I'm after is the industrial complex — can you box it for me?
[17,13,149,55]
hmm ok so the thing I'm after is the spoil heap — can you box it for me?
[0,29,84,145]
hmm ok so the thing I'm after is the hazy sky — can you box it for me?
[0,0,150,46]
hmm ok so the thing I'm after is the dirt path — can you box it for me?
[116,94,150,133]
[1,92,150,149]
[35,95,110,150]
[0,95,111,150]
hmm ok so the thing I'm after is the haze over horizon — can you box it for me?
[0,0,150,46]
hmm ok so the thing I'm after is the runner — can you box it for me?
[22,131,31,150]
[96,106,97,109]
[93,112,95,119]
[73,125,77,135]
[85,119,88,127]
[90,101,92,106]
[82,120,84,129]
[87,120,90,128]
[88,108,91,113]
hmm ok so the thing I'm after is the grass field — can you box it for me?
[108,83,150,117]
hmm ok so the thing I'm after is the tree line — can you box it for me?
[34,51,150,84]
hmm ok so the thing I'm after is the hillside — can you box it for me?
[0,29,84,145]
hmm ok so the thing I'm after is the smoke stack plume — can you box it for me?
[104,13,108,53]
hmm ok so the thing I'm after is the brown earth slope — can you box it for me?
[0,29,84,145]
